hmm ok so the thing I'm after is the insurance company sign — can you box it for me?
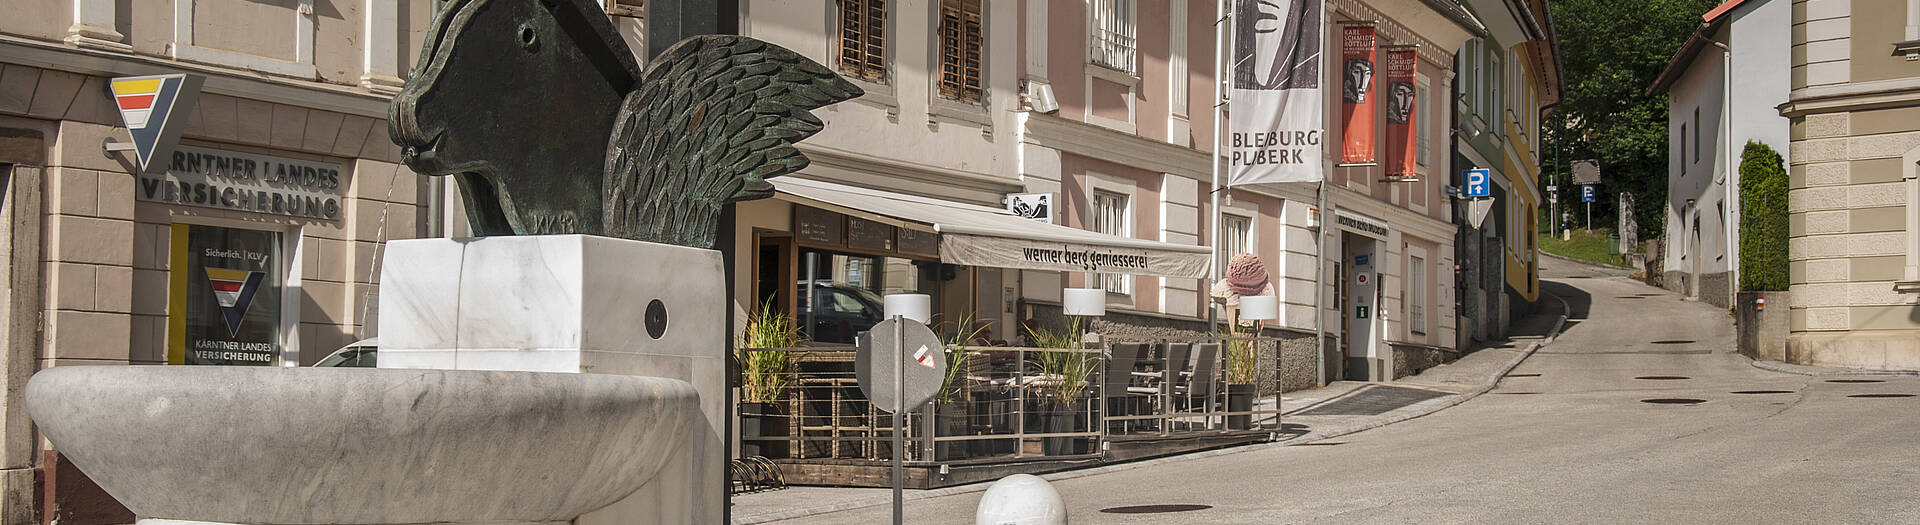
[137,146,345,220]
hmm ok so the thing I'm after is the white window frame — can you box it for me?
[1088,173,1135,298]
[1221,213,1254,265]
[1088,0,1137,75]
[1416,74,1431,168]
[1092,190,1132,296]
[1409,253,1427,335]
[171,0,319,79]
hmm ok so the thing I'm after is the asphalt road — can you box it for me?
[773,259,1920,524]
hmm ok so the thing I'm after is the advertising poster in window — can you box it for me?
[1384,47,1419,180]
[1339,23,1377,165]
[1228,0,1324,185]
[168,224,283,366]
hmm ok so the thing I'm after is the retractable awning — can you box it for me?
[772,177,1212,280]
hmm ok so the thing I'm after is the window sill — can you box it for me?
[1087,64,1140,87]
[1894,280,1920,294]
[929,97,993,129]
[842,76,899,117]
[171,43,316,79]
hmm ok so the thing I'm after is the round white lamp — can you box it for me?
[1062,288,1106,317]
[882,293,931,324]
[1239,295,1278,321]
[975,474,1067,525]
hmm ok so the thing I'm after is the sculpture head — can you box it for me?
[390,0,641,236]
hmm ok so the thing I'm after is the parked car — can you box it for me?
[797,281,885,343]
[313,338,378,367]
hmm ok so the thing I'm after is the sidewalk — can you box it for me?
[730,293,1569,524]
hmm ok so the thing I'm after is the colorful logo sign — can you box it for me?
[110,74,203,174]
[204,267,266,337]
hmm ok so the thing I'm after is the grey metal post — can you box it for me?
[805,253,817,340]
[891,315,905,525]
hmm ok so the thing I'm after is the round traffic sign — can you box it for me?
[855,318,948,413]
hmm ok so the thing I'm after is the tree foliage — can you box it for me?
[1542,0,1722,239]
[1738,141,1789,291]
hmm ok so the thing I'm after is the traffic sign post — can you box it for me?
[1581,185,1596,230]
[855,317,946,525]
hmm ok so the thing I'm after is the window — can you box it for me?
[1091,191,1131,294]
[605,0,643,17]
[1409,255,1426,334]
[1680,123,1688,175]
[1693,107,1701,164]
[1416,79,1430,166]
[1222,214,1253,268]
[1089,0,1137,74]
[938,0,984,102]
[1487,52,1500,123]
[838,0,887,82]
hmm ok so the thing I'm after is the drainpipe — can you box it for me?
[1711,37,1736,306]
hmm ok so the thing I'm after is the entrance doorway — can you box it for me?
[1340,233,1379,381]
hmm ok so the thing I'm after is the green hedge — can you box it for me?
[1739,141,1788,291]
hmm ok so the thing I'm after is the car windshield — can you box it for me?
[315,347,375,367]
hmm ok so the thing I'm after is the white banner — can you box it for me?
[939,234,1212,280]
[1228,0,1325,185]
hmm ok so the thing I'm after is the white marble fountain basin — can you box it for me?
[25,366,699,524]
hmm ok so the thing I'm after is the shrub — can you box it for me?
[1738,141,1788,291]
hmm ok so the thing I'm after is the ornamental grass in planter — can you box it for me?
[1025,319,1098,456]
[737,300,803,458]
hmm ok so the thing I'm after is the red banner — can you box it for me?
[1384,48,1418,180]
[1340,24,1377,165]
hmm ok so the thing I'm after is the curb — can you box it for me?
[1539,250,1632,270]
[1747,357,1920,377]
[733,295,1572,524]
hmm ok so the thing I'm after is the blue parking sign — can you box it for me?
[1581,185,1596,203]
[1464,169,1490,198]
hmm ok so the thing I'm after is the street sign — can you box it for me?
[855,318,947,413]
[1464,168,1491,198]
[1581,185,1596,203]
[1468,198,1496,229]
[1572,159,1601,185]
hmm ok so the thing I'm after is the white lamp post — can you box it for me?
[882,293,931,324]
[1062,288,1106,317]
[1238,295,1278,322]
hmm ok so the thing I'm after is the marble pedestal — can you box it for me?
[379,235,726,524]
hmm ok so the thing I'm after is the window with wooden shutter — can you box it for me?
[839,0,887,83]
[938,0,983,102]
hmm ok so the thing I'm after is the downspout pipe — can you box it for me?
[1710,37,1737,305]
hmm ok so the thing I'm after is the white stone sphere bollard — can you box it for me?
[975,474,1067,525]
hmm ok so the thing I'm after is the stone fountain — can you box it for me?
[23,0,858,523]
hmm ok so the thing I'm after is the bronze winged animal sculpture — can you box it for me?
[390,0,860,248]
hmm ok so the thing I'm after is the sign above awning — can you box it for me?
[773,178,1212,280]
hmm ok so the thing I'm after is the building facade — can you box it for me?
[1780,0,1920,370]
[1451,0,1560,345]
[0,1,442,521]
[726,0,1480,386]
[1649,0,1792,309]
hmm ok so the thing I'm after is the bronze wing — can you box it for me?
[602,35,861,248]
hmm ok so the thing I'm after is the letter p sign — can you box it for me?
[1464,169,1490,198]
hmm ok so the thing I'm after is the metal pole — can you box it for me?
[1208,0,1228,339]
[891,315,905,525]
[1314,180,1328,386]
[805,253,818,340]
